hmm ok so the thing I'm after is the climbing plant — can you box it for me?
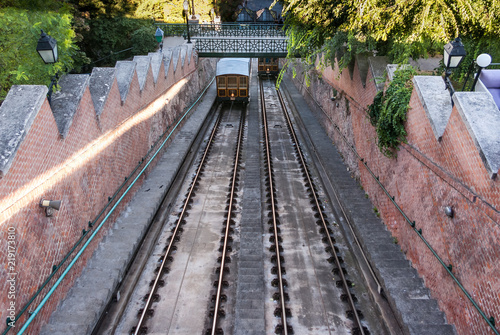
[367,67,416,158]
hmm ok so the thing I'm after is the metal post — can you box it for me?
[471,67,484,91]
[185,10,191,43]
[444,69,455,106]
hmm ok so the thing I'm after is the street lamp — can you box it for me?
[36,30,59,104]
[471,53,492,91]
[183,0,192,44]
[155,27,164,51]
[443,37,466,99]
[36,30,58,64]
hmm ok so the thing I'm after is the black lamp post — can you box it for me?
[155,27,164,51]
[183,0,191,44]
[443,37,466,99]
[36,30,59,104]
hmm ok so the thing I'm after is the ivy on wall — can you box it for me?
[367,67,416,158]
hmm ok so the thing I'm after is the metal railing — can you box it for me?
[195,37,288,58]
[155,22,286,38]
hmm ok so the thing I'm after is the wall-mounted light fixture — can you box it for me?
[36,30,59,104]
[444,206,454,218]
[443,37,467,102]
[39,199,61,217]
[155,27,164,52]
[330,88,339,101]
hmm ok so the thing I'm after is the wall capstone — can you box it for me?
[368,56,388,91]
[453,91,500,178]
[0,85,48,177]
[413,76,453,141]
[115,61,136,101]
[51,74,90,138]
[89,67,116,116]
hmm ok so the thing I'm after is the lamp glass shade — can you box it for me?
[476,53,492,68]
[155,27,164,43]
[443,37,466,69]
[36,30,58,64]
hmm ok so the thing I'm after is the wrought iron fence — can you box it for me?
[195,37,288,57]
[155,23,286,38]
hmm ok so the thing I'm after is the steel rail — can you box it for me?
[133,106,224,335]
[276,85,365,334]
[210,105,246,335]
[260,79,289,335]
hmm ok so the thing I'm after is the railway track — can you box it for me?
[100,70,389,335]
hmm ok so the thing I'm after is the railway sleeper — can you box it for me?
[269,235,283,243]
[273,307,292,317]
[336,279,352,288]
[341,293,358,303]
[352,326,370,335]
[273,291,290,301]
[208,308,226,318]
[269,226,282,234]
[218,245,233,252]
[274,324,294,335]
[322,236,336,244]
[215,266,230,274]
[271,266,286,275]
[217,256,231,263]
[211,294,227,302]
[154,265,170,274]
[162,245,177,252]
[149,279,165,287]
[205,328,224,335]
[332,267,348,275]
[142,293,160,302]
[212,280,229,287]
[137,308,155,317]
[271,278,288,287]
[269,244,284,252]
[130,326,148,335]
[346,309,364,319]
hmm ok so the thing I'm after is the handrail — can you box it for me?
[295,79,499,335]
[13,76,215,335]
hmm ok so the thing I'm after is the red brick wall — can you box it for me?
[288,58,500,335]
[0,53,216,334]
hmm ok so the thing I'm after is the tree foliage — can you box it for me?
[0,8,80,101]
[282,0,500,73]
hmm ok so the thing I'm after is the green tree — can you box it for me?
[282,0,500,72]
[0,8,79,101]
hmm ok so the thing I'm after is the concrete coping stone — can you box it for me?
[133,55,151,90]
[355,53,371,87]
[413,76,453,140]
[50,74,90,138]
[367,56,388,92]
[453,91,500,178]
[148,52,163,83]
[115,60,137,102]
[171,47,181,73]
[0,85,47,177]
[162,49,173,77]
[180,45,187,68]
[89,67,116,116]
